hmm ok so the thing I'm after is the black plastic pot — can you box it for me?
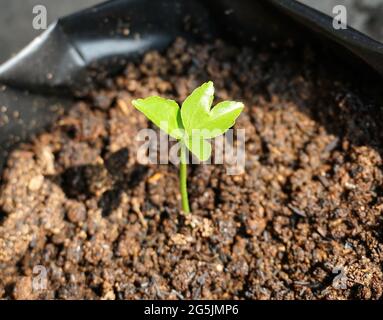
[0,0,383,173]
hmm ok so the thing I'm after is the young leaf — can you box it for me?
[180,82,243,139]
[132,96,184,139]
[194,101,244,139]
[181,81,214,136]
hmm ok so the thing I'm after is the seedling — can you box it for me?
[132,81,244,213]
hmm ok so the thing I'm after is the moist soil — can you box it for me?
[1,38,383,300]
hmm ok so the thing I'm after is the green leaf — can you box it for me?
[184,136,212,162]
[180,82,244,139]
[132,96,184,139]
[181,81,214,136]
[197,101,244,139]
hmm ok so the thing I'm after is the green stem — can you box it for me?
[179,144,190,214]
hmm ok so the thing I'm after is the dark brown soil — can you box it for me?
[1,38,383,300]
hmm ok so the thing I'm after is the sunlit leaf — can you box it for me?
[181,81,214,136]
[195,101,244,139]
[180,82,243,139]
[132,96,184,139]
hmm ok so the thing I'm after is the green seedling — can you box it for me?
[132,81,244,213]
